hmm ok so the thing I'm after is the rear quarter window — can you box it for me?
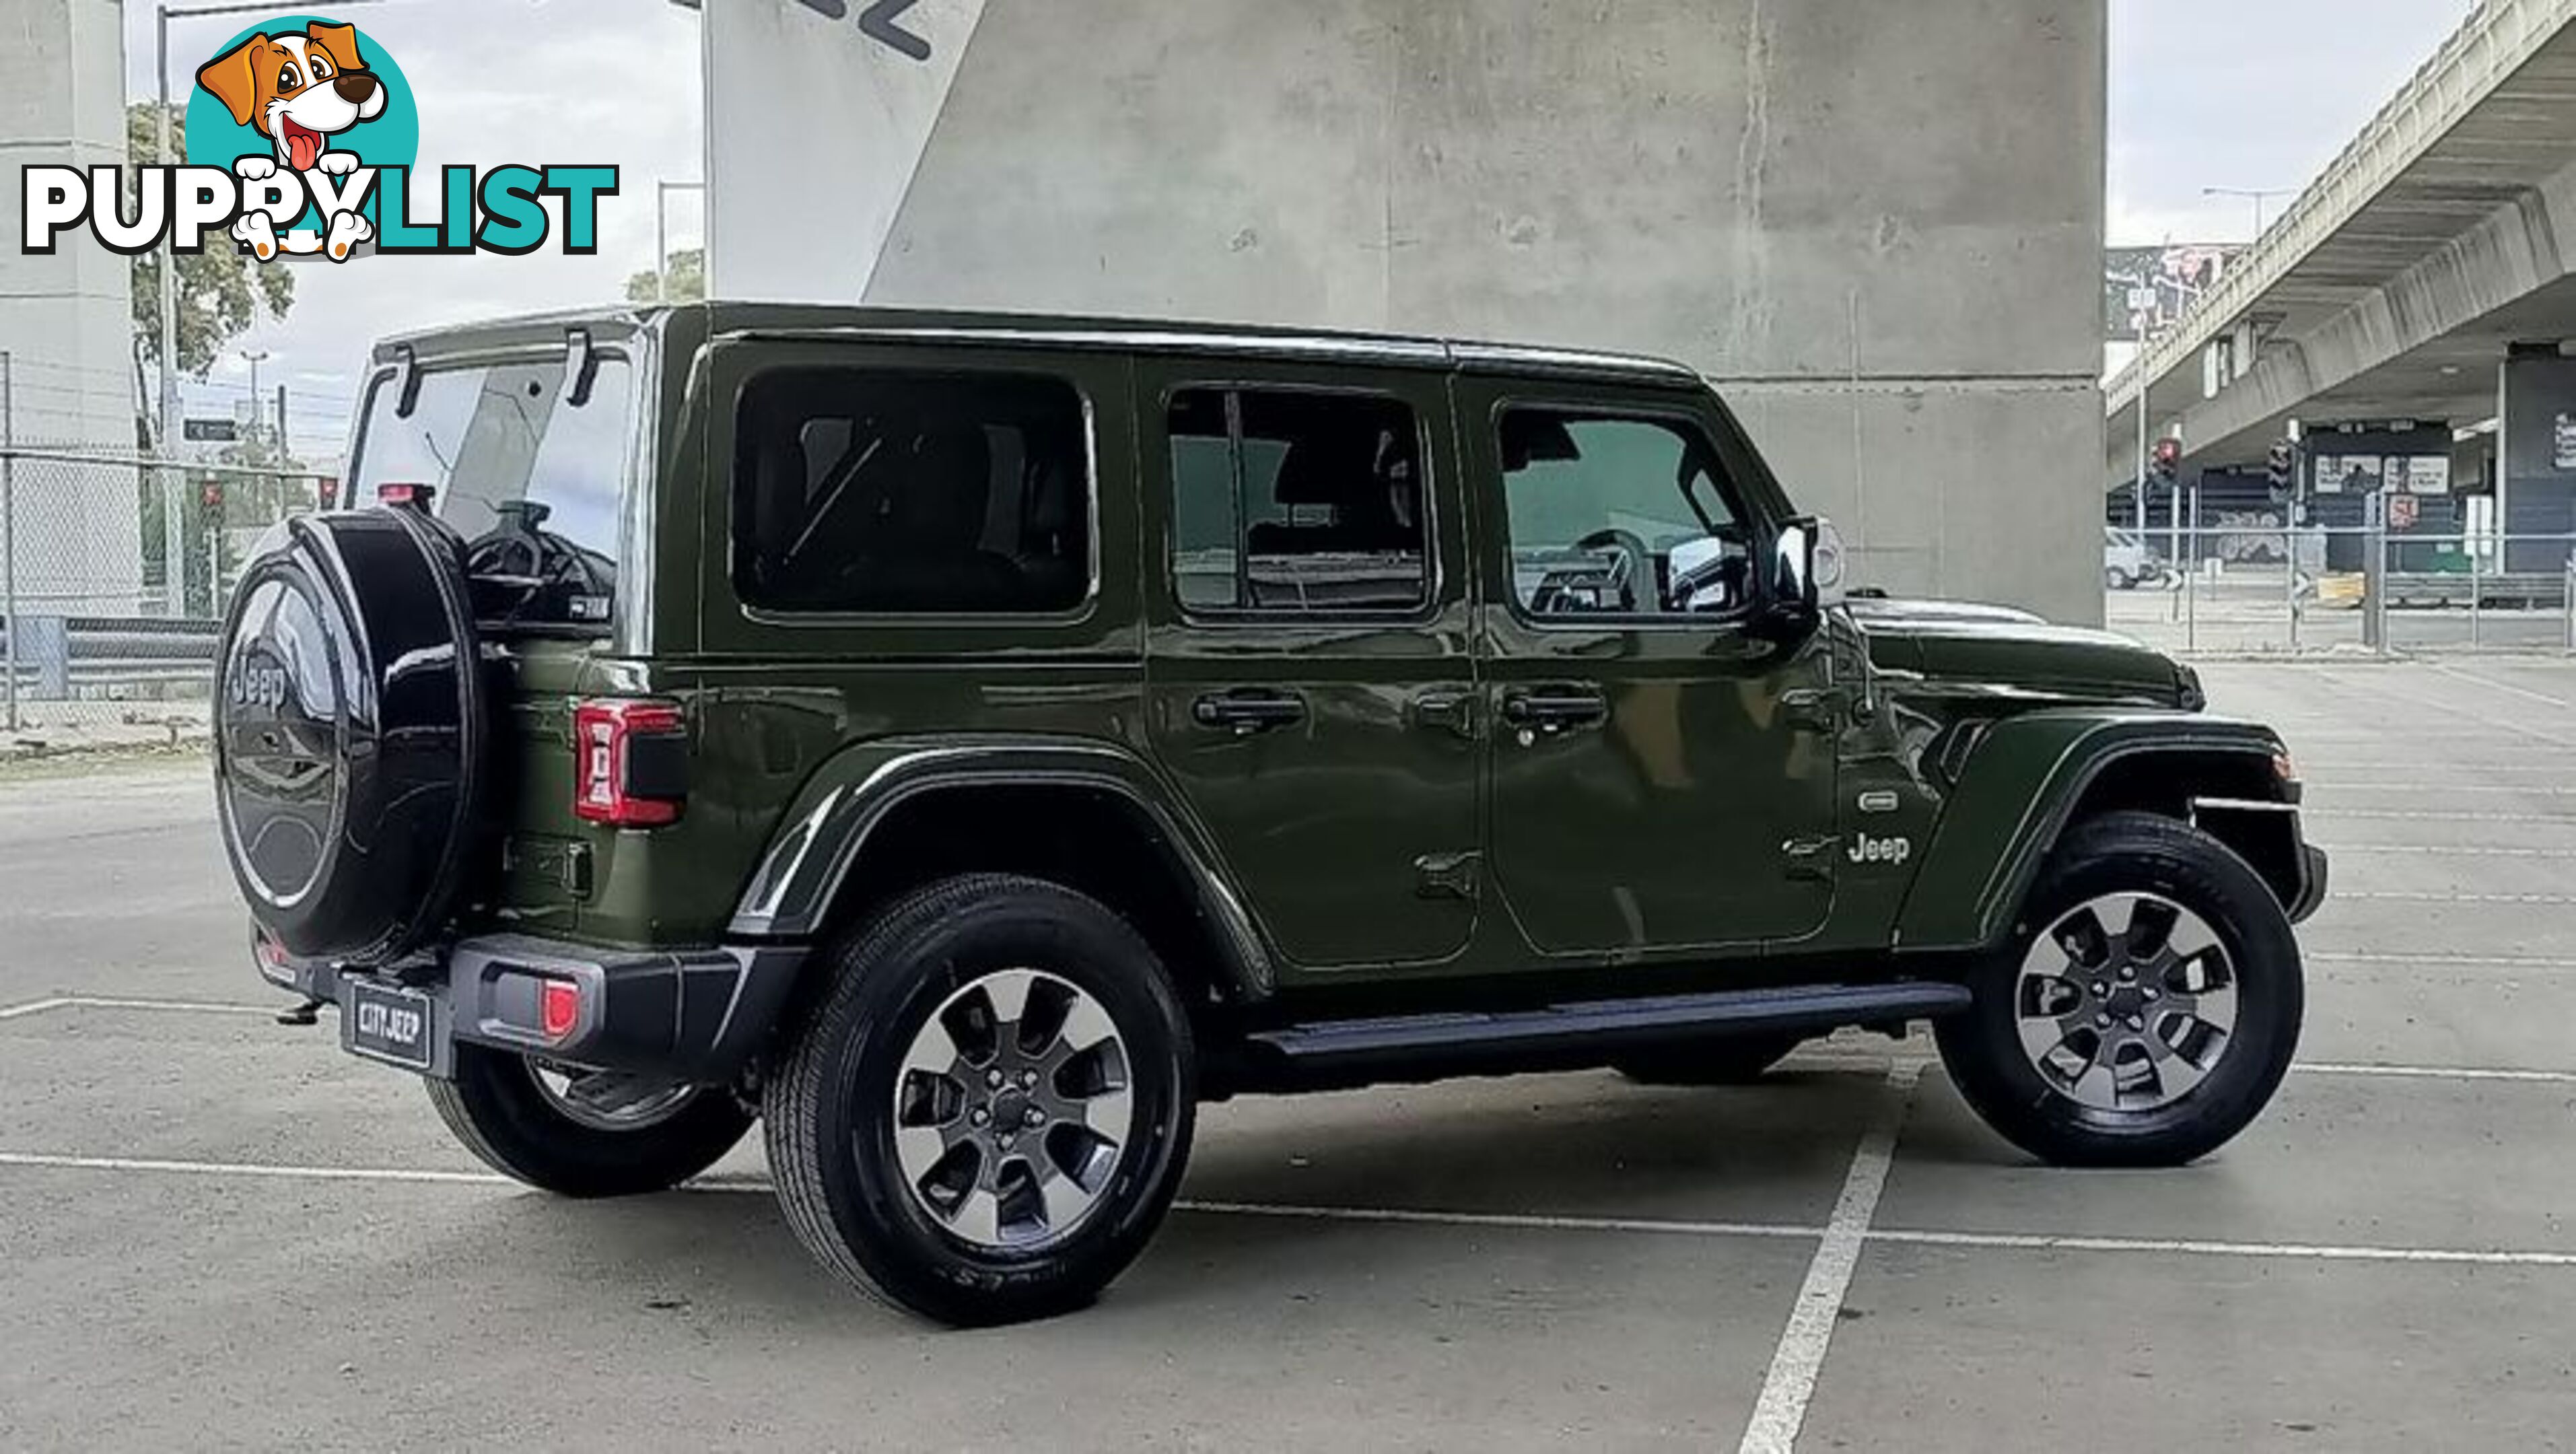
[732,368,1092,615]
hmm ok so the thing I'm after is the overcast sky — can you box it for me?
[2110,0,2476,245]
[123,0,2484,451]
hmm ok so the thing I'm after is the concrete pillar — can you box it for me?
[1,0,133,448]
[820,0,2109,624]
[2498,353,2576,575]
[0,0,143,615]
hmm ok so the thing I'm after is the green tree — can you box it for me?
[128,104,296,382]
[625,247,705,304]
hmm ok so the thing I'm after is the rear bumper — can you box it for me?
[260,934,805,1080]
[2289,843,2330,926]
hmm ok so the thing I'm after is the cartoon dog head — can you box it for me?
[196,23,386,173]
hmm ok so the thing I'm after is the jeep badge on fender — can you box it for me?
[1846,832,1912,866]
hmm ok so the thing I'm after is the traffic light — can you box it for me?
[200,479,225,511]
[317,477,341,508]
[2152,438,2182,483]
[2266,440,2295,494]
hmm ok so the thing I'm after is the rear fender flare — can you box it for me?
[728,736,1274,1000]
[1893,712,2289,953]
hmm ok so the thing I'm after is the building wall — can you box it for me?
[1,0,143,613]
[713,0,2109,622]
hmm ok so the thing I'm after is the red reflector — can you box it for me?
[539,979,581,1041]
[377,481,436,508]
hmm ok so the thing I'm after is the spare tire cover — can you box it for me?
[214,508,488,966]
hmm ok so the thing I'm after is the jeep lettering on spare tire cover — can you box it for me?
[214,508,488,966]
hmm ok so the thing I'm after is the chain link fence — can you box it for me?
[1,446,339,742]
[2105,526,2576,658]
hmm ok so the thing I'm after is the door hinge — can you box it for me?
[1781,835,1842,883]
[1414,851,1482,901]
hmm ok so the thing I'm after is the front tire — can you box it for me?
[1935,811,2303,1168]
[765,873,1197,1327]
[427,1046,753,1198]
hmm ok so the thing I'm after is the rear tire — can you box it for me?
[1935,811,2303,1168]
[428,1045,753,1198]
[764,874,1196,1327]
[1615,1035,1802,1086]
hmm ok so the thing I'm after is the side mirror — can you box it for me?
[1757,516,1846,639]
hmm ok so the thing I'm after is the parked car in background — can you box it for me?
[2105,526,2163,590]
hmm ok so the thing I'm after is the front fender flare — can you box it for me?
[726,734,1276,1000]
[1893,710,2289,953]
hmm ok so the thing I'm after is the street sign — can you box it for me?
[182,418,238,443]
[2388,493,2420,530]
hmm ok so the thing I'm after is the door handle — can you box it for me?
[1193,689,1306,736]
[1502,688,1609,734]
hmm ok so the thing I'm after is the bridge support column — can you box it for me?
[2499,352,2576,574]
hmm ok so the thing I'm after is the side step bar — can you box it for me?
[1227,981,1971,1094]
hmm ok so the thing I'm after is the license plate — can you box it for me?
[343,979,439,1072]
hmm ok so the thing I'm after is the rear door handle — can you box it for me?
[1193,689,1306,736]
[1502,688,1609,734]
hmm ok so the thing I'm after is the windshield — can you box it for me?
[351,355,634,630]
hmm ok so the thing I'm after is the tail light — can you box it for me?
[572,699,689,827]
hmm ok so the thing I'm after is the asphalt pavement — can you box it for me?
[5,660,2575,1451]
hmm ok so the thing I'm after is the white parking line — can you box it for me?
[2326,845,2576,859]
[2426,662,2576,714]
[1737,1063,1920,1454]
[2296,1062,2576,1085]
[11,1146,2576,1276]
[2309,784,2576,798]
[1866,1226,2576,1268]
[63,996,277,1017]
[2311,950,2576,970]
[2309,809,2575,824]
[0,995,278,1023]
[2337,891,2576,905]
[2306,763,2576,778]
[1170,1199,1818,1242]
[0,1151,509,1186]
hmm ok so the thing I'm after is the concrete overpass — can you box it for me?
[2105,0,2576,552]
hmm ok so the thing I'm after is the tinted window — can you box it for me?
[734,369,1090,614]
[353,357,632,628]
[1499,410,1750,617]
[1167,388,1428,613]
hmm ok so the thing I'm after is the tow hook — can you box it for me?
[276,997,328,1028]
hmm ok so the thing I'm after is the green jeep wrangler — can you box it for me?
[215,304,2324,1326]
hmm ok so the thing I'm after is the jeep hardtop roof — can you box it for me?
[370,302,1707,389]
